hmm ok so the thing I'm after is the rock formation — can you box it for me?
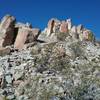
[66,19,72,30]
[0,15,95,50]
[0,15,95,49]
[60,21,68,33]
[0,15,41,50]
[14,27,40,50]
[38,18,95,43]
[0,15,16,47]
[0,14,100,100]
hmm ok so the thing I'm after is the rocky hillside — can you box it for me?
[0,15,100,100]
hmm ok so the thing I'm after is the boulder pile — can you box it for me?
[0,15,40,50]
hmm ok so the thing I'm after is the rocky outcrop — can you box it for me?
[0,15,95,50]
[60,21,68,33]
[66,19,72,30]
[47,18,55,36]
[0,15,41,50]
[39,18,95,43]
[0,14,100,100]
[0,15,16,47]
[77,24,83,34]
[14,27,40,50]
[82,29,95,41]
[46,18,61,36]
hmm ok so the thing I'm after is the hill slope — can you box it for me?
[0,15,100,100]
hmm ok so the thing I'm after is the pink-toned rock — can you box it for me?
[26,28,40,43]
[47,18,55,36]
[60,21,68,33]
[0,15,16,47]
[47,18,61,36]
[53,19,61,33]
[14,27,40,50]
[82,30,94,41]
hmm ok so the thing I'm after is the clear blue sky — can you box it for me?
[0,0,100,39]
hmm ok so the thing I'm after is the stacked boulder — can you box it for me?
[0,15,41,51]
[39,18,95,42]
[46,18,72,35]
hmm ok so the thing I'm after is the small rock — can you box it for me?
[6,94,15,100]
[0,47,11,56]
[0,95,5,100]
[5,74,13,84]
[14,71,24,81]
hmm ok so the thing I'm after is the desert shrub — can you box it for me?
[56,32,69,41]
[69,41,84,57]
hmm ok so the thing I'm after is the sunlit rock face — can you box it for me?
[66,18,72,30]
[0,15,16,47]
[46,18,61,36]
[60,21,68,33]
[39,18,95,43]
[14,27,40,50]
[0,15,95,50]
